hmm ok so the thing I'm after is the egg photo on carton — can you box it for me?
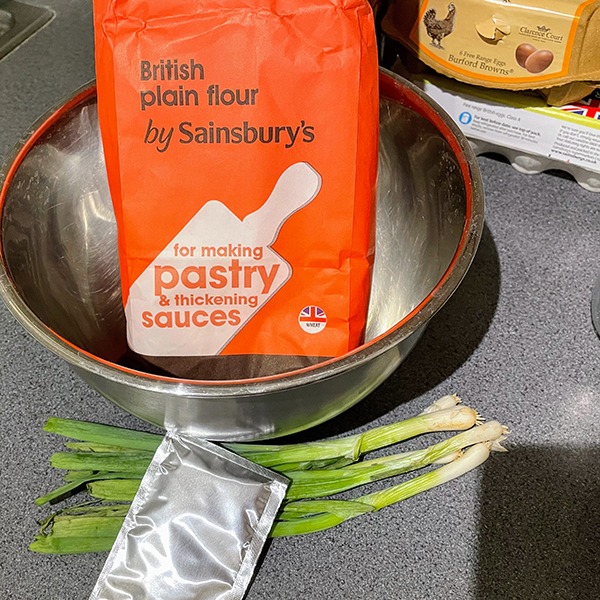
[472,13,556,76]
[472,12,555,77]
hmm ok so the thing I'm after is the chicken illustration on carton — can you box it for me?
[422,3,456,49]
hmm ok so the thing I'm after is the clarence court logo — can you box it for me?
[519,25,564,43]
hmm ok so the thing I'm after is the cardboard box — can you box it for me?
[383,0,600,104]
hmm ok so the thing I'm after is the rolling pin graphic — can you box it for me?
[126,162,322,356]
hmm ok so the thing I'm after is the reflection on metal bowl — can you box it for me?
[0,69,483,441]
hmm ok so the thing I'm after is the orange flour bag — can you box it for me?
[93,0,379,379]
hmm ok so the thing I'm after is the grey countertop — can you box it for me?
[1,2,599,599]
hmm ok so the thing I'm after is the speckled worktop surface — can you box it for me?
[0,2,599,599]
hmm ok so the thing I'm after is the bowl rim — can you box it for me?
[0,68,484,398]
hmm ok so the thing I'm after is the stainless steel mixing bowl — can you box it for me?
[0,70,484,440]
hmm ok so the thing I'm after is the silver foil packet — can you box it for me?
[89,433,288,600]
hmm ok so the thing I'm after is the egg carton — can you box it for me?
[468,139,600,193]
[414,73,600,193]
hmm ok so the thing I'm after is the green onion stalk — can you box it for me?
[30,395,508,554]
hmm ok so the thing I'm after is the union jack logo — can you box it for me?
[299,306,327,323]
[560,95,600,120]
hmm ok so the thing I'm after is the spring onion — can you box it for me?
[31,396,508,554]
[272,442,495,536]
